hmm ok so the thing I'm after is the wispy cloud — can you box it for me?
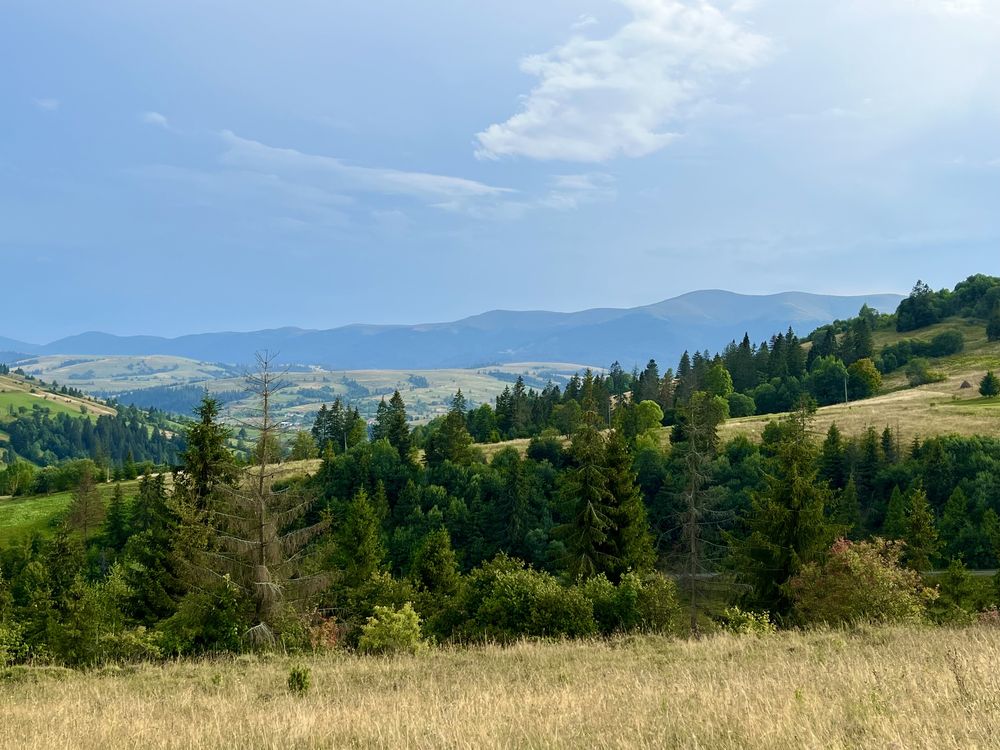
[475,0,770,162]
[140,111,170,129]
[542,173,617,210]
[571,14,598,30]
[33,98,59,111]
[220,130,512,203]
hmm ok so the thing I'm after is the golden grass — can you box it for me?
[722,369,1000,443]
[2,626,999,749]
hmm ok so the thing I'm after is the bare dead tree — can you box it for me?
[676,393,732,637]
[193,351,329,647]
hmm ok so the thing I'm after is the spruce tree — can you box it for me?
[980,371,1000,398]
[104,482,131,552]
[604,429,655,580]
[903,484,940,572]
[828,474,861,537]
[940,487,970,561]
[335,489,386,587]
[883,485,907,540]
[385,391,412,459]
[124,473,182,624]
[735,406,837,618]
[410,527,460,596]
[819,424,846,489]
[424,391,474,467]
[557,375,613,580]
[179,394,237,507]
[66,465,105,543]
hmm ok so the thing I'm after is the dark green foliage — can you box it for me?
[177,395,236,506]
[424,391,475,467]
[287,665,311,695]
[733,409,838,618]
[988,311,1000,342]
[902,485,939,572]
[4,405,181,469]
[980,371,1000,398]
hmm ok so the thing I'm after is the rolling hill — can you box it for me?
[4,290,902,371]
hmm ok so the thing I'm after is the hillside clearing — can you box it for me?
[0,374,116,423]
[2,625,998,749]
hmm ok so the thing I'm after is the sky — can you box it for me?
[2,0,999,343]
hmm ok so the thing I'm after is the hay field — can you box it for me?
[722,370,1000,443]
[2,625,998,749]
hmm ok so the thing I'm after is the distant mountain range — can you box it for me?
[2,290,903,370]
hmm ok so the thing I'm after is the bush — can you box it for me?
[0,621,26,667]
[789,539,938,626]
[287,665,311,695]
[848,358,882,399]
[158,580,250,656]
[928,330,964,357]
[719,606,776,636]
[980,371,1000,398]
[459,559,596,641]
[358,603,427,656]
[905,358,945,387]
[727,392,757,418]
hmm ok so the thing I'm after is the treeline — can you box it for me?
[3,373,1000,667]
[109,385,244,417]
[894,275,1000,332]
[0,406,182,476]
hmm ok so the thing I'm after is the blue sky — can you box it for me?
[3,0,998,342]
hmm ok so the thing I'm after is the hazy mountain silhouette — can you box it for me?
[8,290,903,370]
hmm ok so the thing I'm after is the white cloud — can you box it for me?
[220,131,512,203]
[33,98,59,111]
[475,0,770,162]
[141,111,170,129]
[571,14,598,30]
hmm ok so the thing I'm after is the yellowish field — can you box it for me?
[723,369,1000,443]
[0,374,116,421]
[2,626,999,749]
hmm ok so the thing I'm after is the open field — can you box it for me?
[0,479,142,545]
[0,374,116,423]
[12,356,596,426]
[722,319,1000,443]
[2,625,999,749]
[0,460,321,544]
[722,370,1000,443]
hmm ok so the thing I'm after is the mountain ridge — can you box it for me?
[5,289,904,370]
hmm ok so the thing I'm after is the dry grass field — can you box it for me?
[722,370,1000,444]
[2,625,999,749]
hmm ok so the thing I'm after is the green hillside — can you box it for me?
[723,317,1000,442]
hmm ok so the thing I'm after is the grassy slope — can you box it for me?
[0,374,116,423]
[0,479,142,545]
[2,626,999,748]
[0,460,321,545]
[722,318,1000,442]
[15,355,592,426]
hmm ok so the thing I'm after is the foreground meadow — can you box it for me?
[3,626,999,749]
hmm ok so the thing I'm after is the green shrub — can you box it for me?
[287,665,311,695]
[473,566,596,640]
[789,538,937,627]
[581,572,679,635]
[97,626,163,663]
[358,603,427,656]
[719,606,776,636]
[632,572,680,633]
[158,579,250,656]
[0,621,26,667]
[727,392,757,418]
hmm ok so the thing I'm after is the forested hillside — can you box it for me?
[1,275,998,669]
